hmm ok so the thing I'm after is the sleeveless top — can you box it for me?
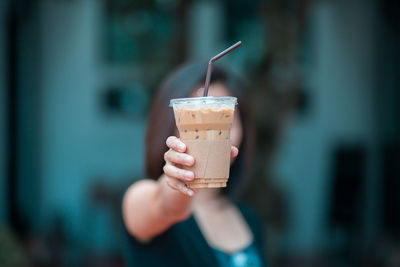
[124,203,267,267]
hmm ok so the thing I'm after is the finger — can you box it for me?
[165,176,195,197]
[164,150,194,167]
[166,136,186,153]
[163,164,194,181]
[191,188,200,194]
[231,146,239,159]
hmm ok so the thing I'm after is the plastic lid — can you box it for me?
[169,96,237,107]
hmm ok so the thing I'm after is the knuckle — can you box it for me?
[174,180,186,191]
[166,178,179,191]
[173,152,186,165]
[176,152,184,162]
[176,185,184,194]
[177,168,186,179]
[170,151,181,164]
[166,136,174,146]
[166,178,175,189]
[176,183,186,192]
[168,150,176,159]
[164,164,178,178]
[163,164,169,174]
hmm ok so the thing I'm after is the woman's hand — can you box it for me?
[122,136,239,241]
[163,136,196,196]
[162,136,239,197]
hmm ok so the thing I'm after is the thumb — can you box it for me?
[230,146,239,159]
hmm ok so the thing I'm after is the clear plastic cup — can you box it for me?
[170,96,237,188]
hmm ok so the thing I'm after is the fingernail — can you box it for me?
[178,143,185,151]
[184,156,194,165]
[184,171,194,180]
[186,189,194,196]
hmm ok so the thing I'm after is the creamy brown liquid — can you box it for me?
[174,108,234,140]
[173,107,235,187]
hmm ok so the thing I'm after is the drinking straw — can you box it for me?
[203,41,242,97]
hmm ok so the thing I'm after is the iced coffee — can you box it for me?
[170,96,237,188]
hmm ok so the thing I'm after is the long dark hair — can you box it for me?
[145,62,254,198]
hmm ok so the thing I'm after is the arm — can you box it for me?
[122,136,239,241]
[122,136,196,241]
[122,177,193,242]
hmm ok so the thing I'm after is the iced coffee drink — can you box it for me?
[170,96,237,188]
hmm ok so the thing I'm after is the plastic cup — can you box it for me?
[170,96,237,188]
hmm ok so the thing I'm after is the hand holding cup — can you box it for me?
[163,136,239,196]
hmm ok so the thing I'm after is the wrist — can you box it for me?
[157,175,192,222]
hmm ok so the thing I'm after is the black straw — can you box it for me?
[203,41,242,97]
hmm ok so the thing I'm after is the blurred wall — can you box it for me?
[0,0,8,226]
[16,0,42,232]
[187,1,225,60]
[0,0,8,223]
[36,0,145,253]
[274,0,378,253]
[375,3,400,143]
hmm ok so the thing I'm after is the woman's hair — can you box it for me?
[145,62,254,198]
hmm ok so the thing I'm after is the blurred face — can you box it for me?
[190,83,243,149]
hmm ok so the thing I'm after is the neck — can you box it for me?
[194,188,221,203]
[192,188,228,212]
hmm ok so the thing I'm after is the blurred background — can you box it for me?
[1,0,399,266]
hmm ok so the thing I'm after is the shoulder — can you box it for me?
[127,179,158,193]
[123,179,158,205]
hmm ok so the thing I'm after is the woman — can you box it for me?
[122,62,267,266]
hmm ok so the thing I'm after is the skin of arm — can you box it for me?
[122,136,238,242]
[122,176,194,242]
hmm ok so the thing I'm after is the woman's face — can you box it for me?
[190,83,243,149]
